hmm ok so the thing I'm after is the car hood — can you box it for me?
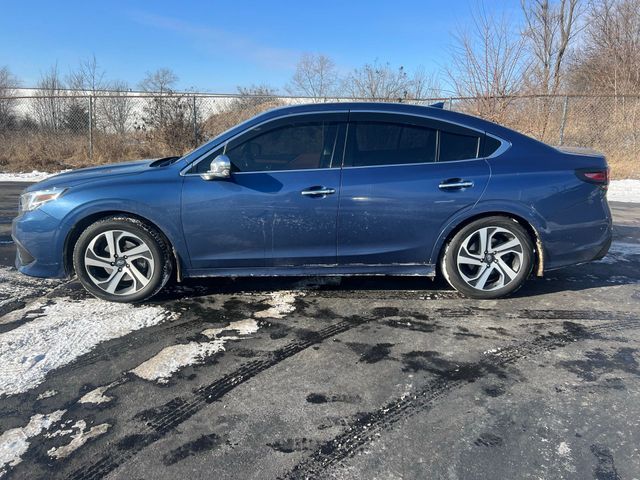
[25,159,162,192]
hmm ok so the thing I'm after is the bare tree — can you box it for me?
[569,0,640,94]
[0,66,20,131]
[447,4,529,120]
[521,0,582,94]
[33,64,67,131]
[341,61,414,100]
[408,67,442,99]
[67,54,106,93]
[99,81,134,134]
[286,53,339,100]
[139,68,179,94]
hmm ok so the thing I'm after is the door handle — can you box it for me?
[438,180,474,190]
[301,187,336,197]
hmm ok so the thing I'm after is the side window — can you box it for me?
[438,130,480,162]
[347,122,437,167]
[225,121,339,172]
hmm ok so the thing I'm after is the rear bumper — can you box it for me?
[12,209,68,278]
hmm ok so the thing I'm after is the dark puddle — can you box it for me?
[163,433,225,466]
[346,342,395,364]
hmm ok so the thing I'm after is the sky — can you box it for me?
[0,0,523,94]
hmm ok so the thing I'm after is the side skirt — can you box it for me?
[184,263,436,279]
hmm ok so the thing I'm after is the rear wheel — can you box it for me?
[73,216,172,303]
[441,216,534,299]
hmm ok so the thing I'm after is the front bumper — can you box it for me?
[12,209,68,278]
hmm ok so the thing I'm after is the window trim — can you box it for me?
[180,110,348,176]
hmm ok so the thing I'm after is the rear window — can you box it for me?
[439,131,480,162]
[348,122,437,167]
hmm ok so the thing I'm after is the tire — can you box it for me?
[441,216,534,299]
[72,216,173,303]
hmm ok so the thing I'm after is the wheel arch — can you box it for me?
[64,210,184,281]
[432,210,546,277]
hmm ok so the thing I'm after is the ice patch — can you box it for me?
[608,179,640,203]
[47,420,110,459]
[0,298,175,396]
[202,318,259,338]
[597,241,640,264]
[0,410,65,477]
[131,338,228,383]
[254,291,304,319]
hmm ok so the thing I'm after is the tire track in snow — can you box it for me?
[64,314,372,480]
[279,316,640,479]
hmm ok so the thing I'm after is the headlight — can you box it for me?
[19,188,67,213]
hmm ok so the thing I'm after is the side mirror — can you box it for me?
[201,154,231,180]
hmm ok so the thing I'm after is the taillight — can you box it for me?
[576,168,609,189]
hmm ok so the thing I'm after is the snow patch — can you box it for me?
[557,441,571,457]
[0,298,175,396]
[0,170,69,183]
[202,318,259,338]
[608,179,640,203]
[132,318,262,384]
[36,390,58,400]
[0,267,62,319]
[78,381,122,405]
[47,421,110,460]
[254,291,304,319]
[131,338,228,383]
[0,410,65,477]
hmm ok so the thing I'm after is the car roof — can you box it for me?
[258,101,497,133]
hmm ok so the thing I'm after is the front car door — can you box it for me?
[181,112,347,272]
[337,111,491,271]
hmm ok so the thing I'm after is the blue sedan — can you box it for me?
[12,102,612,302]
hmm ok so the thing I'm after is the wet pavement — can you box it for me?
[0,181,639,479]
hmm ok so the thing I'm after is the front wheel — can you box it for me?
[73,216,172,303]
[441,216,534,299]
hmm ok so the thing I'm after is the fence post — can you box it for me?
[88,95,94,160]
[559,95,569,145]
[192,95,198,148]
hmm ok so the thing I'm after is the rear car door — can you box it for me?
[337,112,491,268]
[181,113,347,270]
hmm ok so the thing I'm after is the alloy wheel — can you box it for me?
[83,229,155,296]
[455,226,524,291]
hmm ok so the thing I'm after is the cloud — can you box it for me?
[128,10,298,70]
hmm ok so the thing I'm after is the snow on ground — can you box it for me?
[0,171,61,183]
[608,179,640,203]
[0,267,63,319]
[131,338,229,383]
[254,291,304,319]
[0,298,175,396]
[131,318,261,383]
[47,421,110,460]
[0,410,65,477]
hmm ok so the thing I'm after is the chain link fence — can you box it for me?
[0,92,638,178]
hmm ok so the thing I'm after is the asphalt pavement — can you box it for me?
[0,181,639,480]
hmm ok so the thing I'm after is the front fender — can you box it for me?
[50,198,189,274]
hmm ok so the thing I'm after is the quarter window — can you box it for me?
[347,122,437,167]
[225,121,339,172]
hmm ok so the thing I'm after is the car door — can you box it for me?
[181,112,347,271]
[337,112,491,268]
